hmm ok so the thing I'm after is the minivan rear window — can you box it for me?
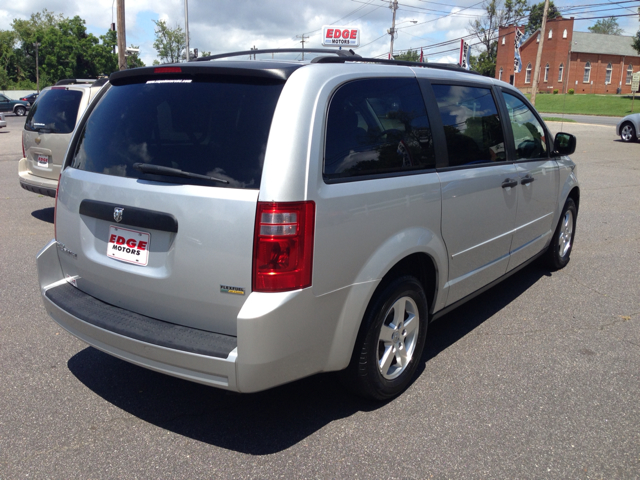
[25,89,83,134]
[70,78,285,189]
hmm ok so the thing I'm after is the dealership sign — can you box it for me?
[321,26,360,47]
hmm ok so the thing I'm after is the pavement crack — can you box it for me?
[565,273,615,299]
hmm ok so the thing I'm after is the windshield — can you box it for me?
[71,77,285,189]
[25,89,83,134]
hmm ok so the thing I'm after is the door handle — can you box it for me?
[521,175,535,185]
[502,178,518,189]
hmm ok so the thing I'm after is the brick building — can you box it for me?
[495,17,640,94]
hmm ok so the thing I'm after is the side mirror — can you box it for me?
[554,132,576,156]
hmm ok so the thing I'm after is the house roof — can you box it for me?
[571,32,639,57]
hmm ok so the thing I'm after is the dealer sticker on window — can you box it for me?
[107,226,150,266]
[37,155,49,167]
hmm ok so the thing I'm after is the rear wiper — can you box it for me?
[132,163,229,184]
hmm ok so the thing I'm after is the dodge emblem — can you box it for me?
[113,207,124,223]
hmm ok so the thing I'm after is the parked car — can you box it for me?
[0,112,6,128]
[616,113,640,142]
[20,93,39,105]
[36,51,579,400]
[0,93,29,116]
[18,78,108,197]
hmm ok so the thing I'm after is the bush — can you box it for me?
[568,88,575,95]
[553,89,559,94]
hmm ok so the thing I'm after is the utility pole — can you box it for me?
[117,0,127,70]
[33,42,41,93]
[184,0,190,61]
[250,45,257,60]
[388,0,398,59]
[530,0,550,106]
[296,34,308,60]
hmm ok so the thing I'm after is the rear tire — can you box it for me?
[546,197,577,270]
[340,276,428,401]
[15,106,26,116]
[620,122,637,142]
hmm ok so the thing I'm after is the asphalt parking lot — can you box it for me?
[0,114,638,478]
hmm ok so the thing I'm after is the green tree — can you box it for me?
[468,0,528,78]
[526,1,561,36]
[152,20,186,64]
[395,49,420,62]
[588,17,623,35]
[9,10,122,87]
[470,42,498,77]
[632,7,640,53]
[0,30,17,89]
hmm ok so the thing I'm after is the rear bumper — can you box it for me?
[18,158,57,197]
[37,240,349,393]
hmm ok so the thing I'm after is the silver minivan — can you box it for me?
[19,79,107,197]
[36,51,579,400]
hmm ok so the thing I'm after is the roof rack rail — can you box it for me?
[196,48,361,62]
[195,48,478,75]
[310,55,480,75]
[55,78,97,86]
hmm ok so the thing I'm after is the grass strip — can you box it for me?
[525,94,640,117]
[542,117,577,122]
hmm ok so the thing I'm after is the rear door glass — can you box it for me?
[25,89,83,134]
[71,78,285,189]
[432,84,506,167]
[324,77,435,181]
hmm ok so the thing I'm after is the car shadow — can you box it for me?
[31,207,55,224]
[67,262,549,455]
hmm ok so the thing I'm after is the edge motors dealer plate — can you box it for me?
[107,225,150,266]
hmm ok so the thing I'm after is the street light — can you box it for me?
[388,14,417,58]
[33,42,41,93]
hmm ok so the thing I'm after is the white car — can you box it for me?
[0,112,6,128]
[616,113,640,142]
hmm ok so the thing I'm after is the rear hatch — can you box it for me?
[23,87,85,181]
[55,65,290,336]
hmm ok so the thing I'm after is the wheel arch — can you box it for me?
[324,229,446,372]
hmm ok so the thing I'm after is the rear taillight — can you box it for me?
[22,133,25,158]
[252,201,315,293]
[54,174,61,240]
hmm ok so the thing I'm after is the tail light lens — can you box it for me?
[252,201,315,292]
[22,132,25,158]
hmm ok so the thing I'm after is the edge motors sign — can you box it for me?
[322,26,361,47]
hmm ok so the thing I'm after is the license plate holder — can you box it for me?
[37,155,49,167]
[107,226,150,266]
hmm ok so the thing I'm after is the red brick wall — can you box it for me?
[494,17,640,95]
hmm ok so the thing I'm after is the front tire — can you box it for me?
[620,122,637,142]
[341,276,428,401]
[546,197,577,270]
[15,106,26,116]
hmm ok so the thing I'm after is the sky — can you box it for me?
[0,0,639,66]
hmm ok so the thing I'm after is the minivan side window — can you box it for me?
[503,92,547,159]
[324,78,435,181]
[432,84,506,167]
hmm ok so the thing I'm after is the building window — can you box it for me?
[548,29,553,39]
[583,61,591,83]
[526,63,532,83]
[558,63,564,82]
[499,67,503,81]
[537,33,540,43]
[626,64,633,84]
[502,36,505,45]
[544,64,549,82]
[605,63,612,84]
[563,29,568,39]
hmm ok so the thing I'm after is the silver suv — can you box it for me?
[19,79,107,197]
[36,51,579,400]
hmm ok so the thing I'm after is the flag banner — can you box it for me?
[419,48,424,63]
[514,28,524,73]
[459,39,470,70]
